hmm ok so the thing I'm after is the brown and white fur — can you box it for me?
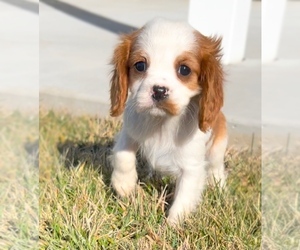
[109,18,227,224]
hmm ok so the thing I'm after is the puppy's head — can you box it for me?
[110,18,223,132]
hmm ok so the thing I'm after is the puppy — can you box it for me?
[109,18,227,224]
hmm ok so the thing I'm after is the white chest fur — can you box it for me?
[123,104,209,176]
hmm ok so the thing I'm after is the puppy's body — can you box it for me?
[110,18,227,223]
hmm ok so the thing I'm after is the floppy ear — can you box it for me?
[197,34,224,132]
[110,31,137,117]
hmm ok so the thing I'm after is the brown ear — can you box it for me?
[197,34,224,132]
[110,31,137,117]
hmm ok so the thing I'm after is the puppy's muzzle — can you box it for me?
[152,85,169,102]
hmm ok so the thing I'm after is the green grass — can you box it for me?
[0,112,39,249]
[39,111,261,249]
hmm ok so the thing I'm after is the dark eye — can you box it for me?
[134,61,147,72]
[178,65,191,76]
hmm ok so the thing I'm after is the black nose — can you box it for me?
[152,85,168,101]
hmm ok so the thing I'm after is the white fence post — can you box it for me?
[262,0,287,63]
[188,0,252,64]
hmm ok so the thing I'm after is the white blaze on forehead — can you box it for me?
[136,18,197,61]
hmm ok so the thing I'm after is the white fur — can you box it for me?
[112,105,209,223]
[111,18,226,224]
[206,136,228,187]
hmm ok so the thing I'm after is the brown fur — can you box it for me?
[194,32,224,132]
[128,50,148,84]
[174,51,201,91]
[157,100,179,116]
[110,30,140,117]
[209,112,227,149]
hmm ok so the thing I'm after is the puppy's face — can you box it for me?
[110,18,224,131]
[127,20,201,117]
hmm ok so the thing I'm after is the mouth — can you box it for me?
[156,99,178,116]
[136,97,178,116]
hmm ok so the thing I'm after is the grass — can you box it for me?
[2,110,299,249]
[39,110,261,249]
[0,112,39,249]
[2,110,299,250]
[262,153,300,249]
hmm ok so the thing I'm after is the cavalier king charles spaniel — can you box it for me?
[109,18,227,224]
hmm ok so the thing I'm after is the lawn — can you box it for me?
[38,111,261,249]
[0,112,39,249]
[262,152,300,249]
[1,111,299,249]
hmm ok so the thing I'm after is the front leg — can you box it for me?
[111,129,138,197]
[167,165,206,224]
[207,136,227,188]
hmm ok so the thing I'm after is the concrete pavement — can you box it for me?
[0,0,38,113]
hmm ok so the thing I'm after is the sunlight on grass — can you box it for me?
[3,110,298,249]
[39,110,261,249]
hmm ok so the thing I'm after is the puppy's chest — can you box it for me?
[141,140,177,172]
[141,136,181,174]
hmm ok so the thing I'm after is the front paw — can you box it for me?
[207,170,227,188]
[167,198,199,225]
[167,204,186,225]
[111,170,137,197]
[167,212,181,225]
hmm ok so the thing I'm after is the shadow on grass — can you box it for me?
[57,138,114,184]
[56,139,175,205]
[24,140,39,168]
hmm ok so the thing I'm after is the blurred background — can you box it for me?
[0,0,39,248]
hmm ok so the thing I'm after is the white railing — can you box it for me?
[262,0,286,62]
[188,0,287,64]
